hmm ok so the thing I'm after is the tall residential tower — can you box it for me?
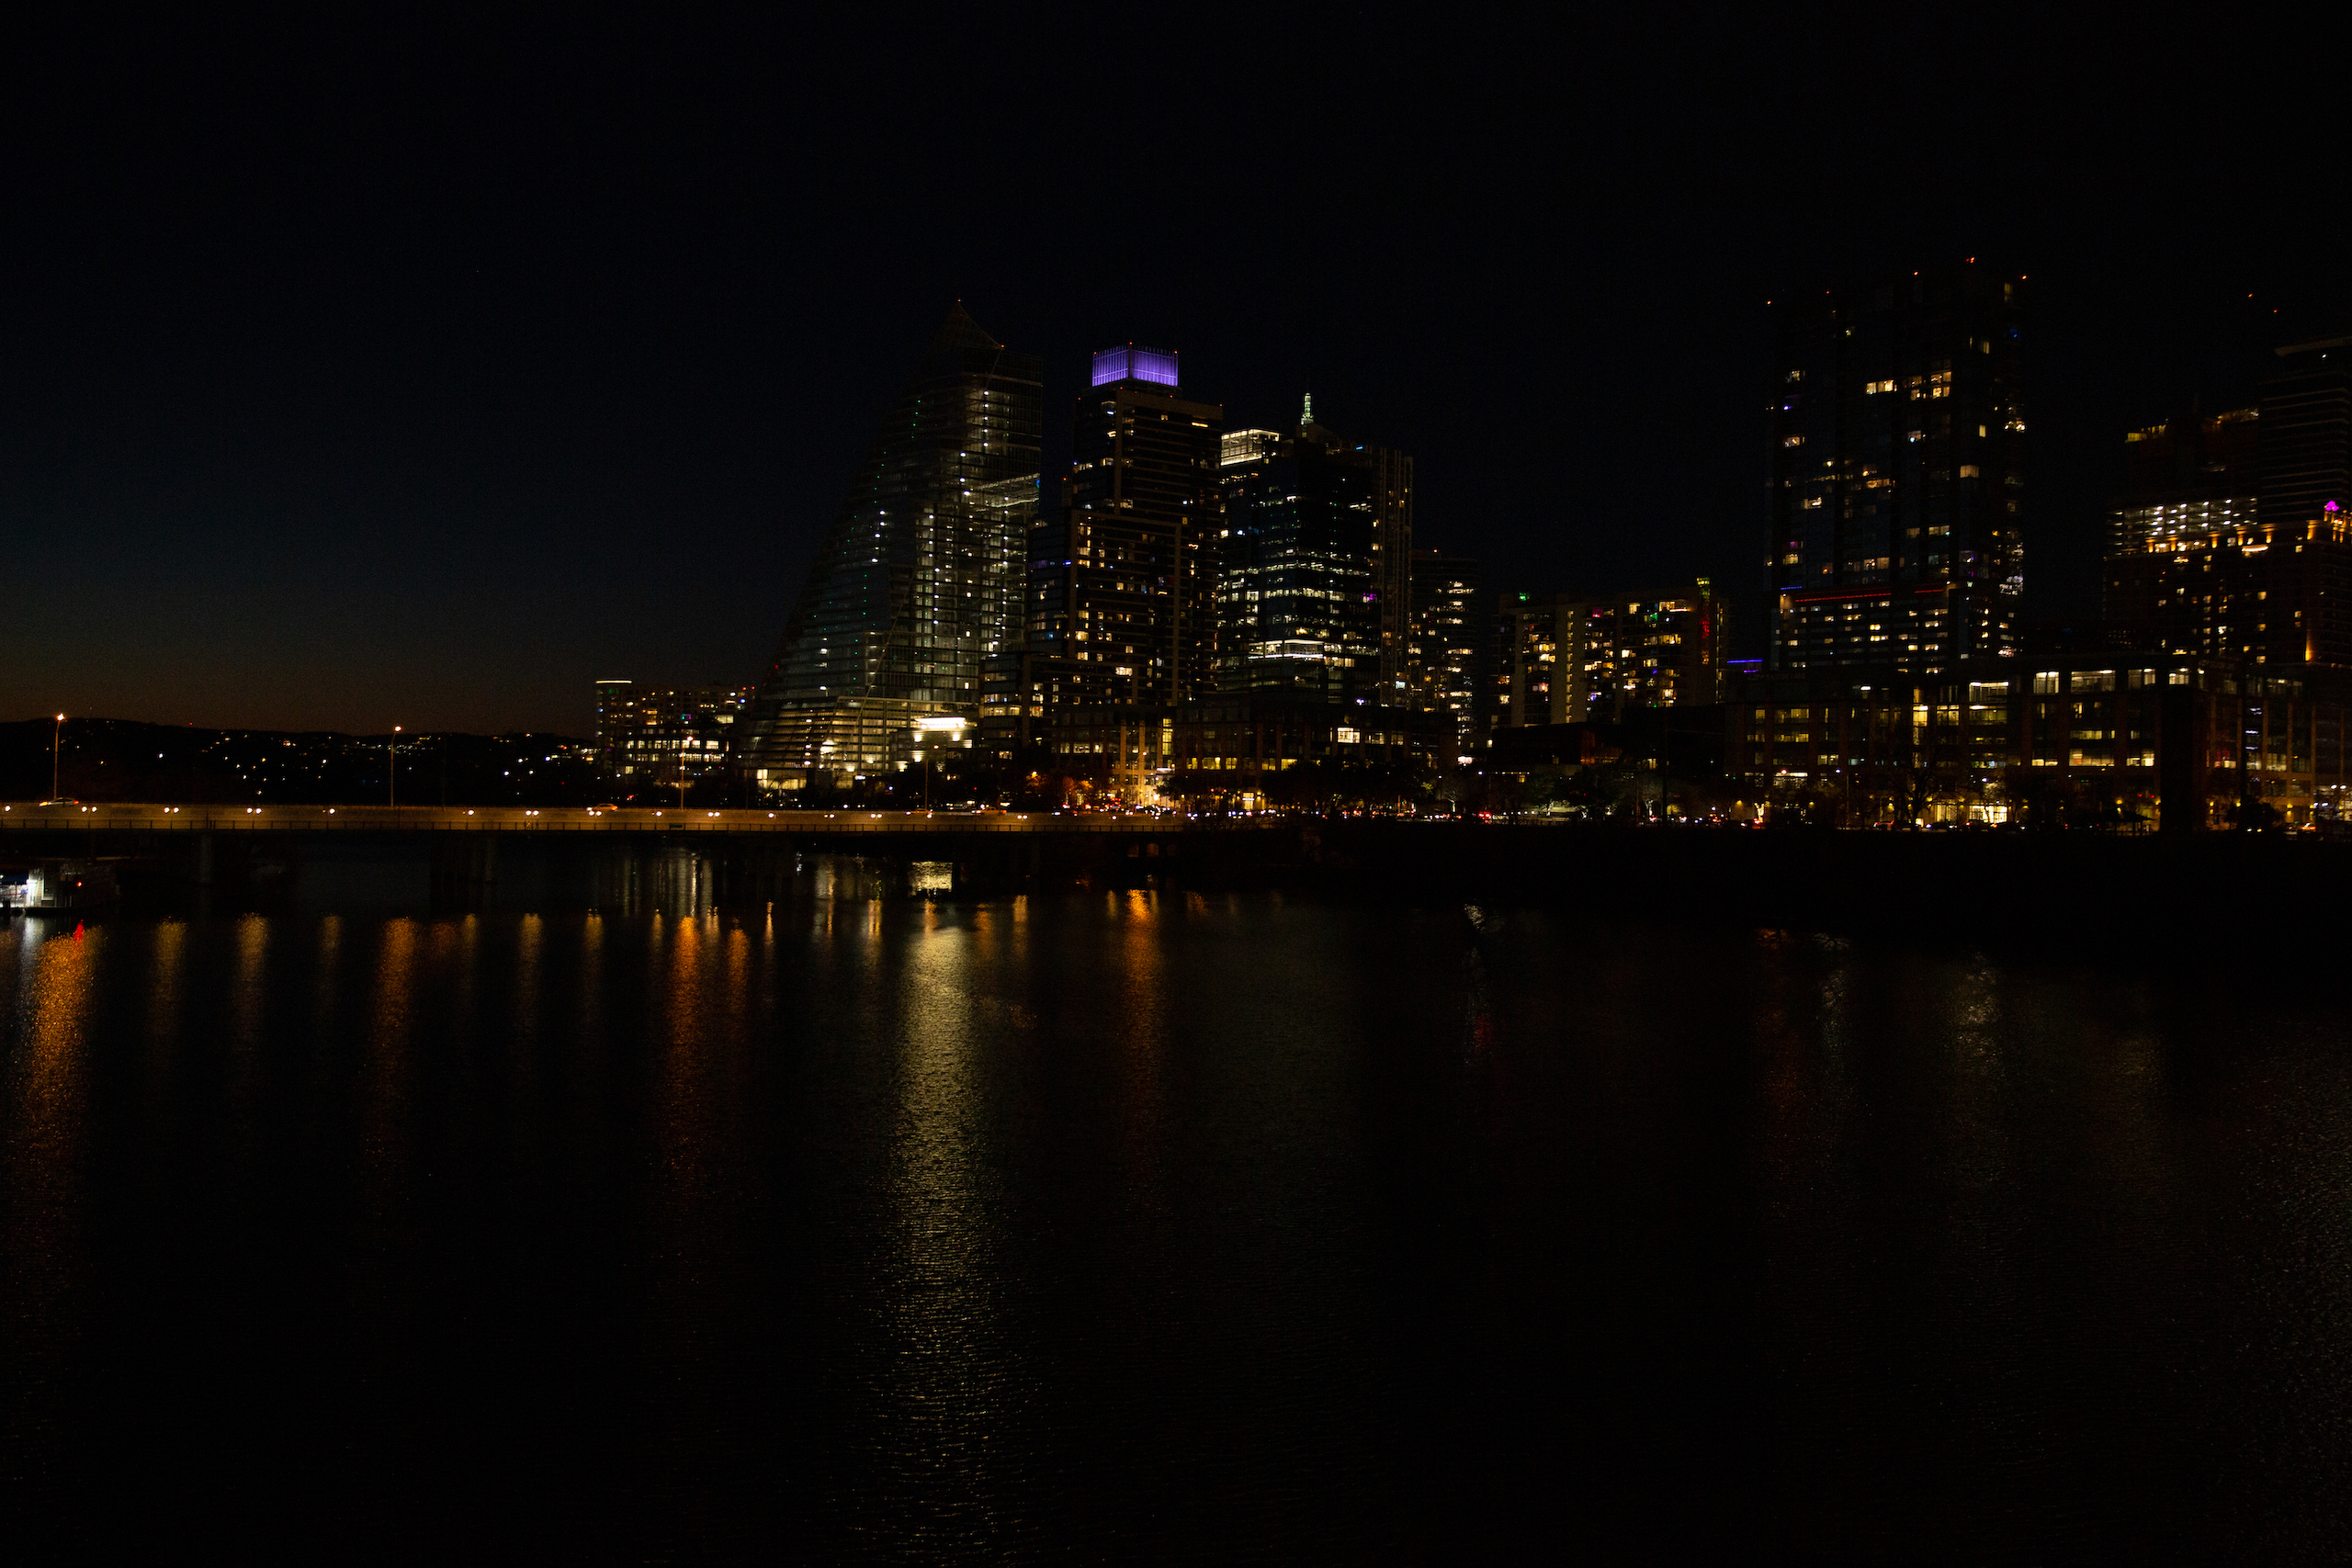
[1767,263,2025,672]
[1408,547,1479,742]
[1021,345,1225,707]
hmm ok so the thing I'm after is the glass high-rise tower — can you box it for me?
[2262,336,2352,530]
[1213,401,1412,703]
[1767,262,2025,672]
[744,303,1041,789]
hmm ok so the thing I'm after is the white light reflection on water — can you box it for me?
[854,897,1046,1551]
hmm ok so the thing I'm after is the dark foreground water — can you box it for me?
[6,865,2352,1561]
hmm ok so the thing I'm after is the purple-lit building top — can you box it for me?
[1091,344,1179,389]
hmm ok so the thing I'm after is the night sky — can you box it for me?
[6,15,2339,735]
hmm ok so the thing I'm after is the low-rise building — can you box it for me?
[1493,581,1729,729]
[1725,653,2352,829]
[1042,694,1441,806]
[594,681,755,796]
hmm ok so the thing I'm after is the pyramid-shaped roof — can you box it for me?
[921,299,1003,364]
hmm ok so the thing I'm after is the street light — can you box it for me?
[390,726,401,807]
[915,716,966,810]
[52,713,63,802]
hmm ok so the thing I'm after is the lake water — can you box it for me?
[6,861,2351,1559]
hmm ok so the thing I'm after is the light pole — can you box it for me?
[51,713,63,801]
[390,726,401,807]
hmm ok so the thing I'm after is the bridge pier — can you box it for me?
[427,833,502,897]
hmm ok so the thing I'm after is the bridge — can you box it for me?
[1,800,1278,899]
[0,802,1203,837]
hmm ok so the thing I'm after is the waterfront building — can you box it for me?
[1724,653,2352,829]
[1032,683,1446,807]
[1041,693,1436,808]
[744,303,1043,790]
[1492,581,1728,728]
[1408,548,1479,744]
[593,681,755,794]
[1767,262,2026,672]
[1038,703,1173,802]
[1164,693,1430,779]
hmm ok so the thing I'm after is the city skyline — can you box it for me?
[21,20,2352,1562]
[6,17,2347,735]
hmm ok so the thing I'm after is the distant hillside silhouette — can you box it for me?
[1,717,599,807]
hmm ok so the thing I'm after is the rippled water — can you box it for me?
[6,869,2352,1560]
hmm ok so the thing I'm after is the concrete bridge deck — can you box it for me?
[1,803,1210,837]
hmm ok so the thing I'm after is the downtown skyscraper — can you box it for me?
[2261,335,2352,530]
[1017,345,1225,708]
[1213,399,1414,703]
[1767,262,2025,672]
[744,303,1041,788]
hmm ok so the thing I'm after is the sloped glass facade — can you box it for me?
[745,305,1041,782]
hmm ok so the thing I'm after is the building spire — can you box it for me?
[1300,391,1313,430]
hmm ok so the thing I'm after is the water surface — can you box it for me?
[5,874,2350,1559]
